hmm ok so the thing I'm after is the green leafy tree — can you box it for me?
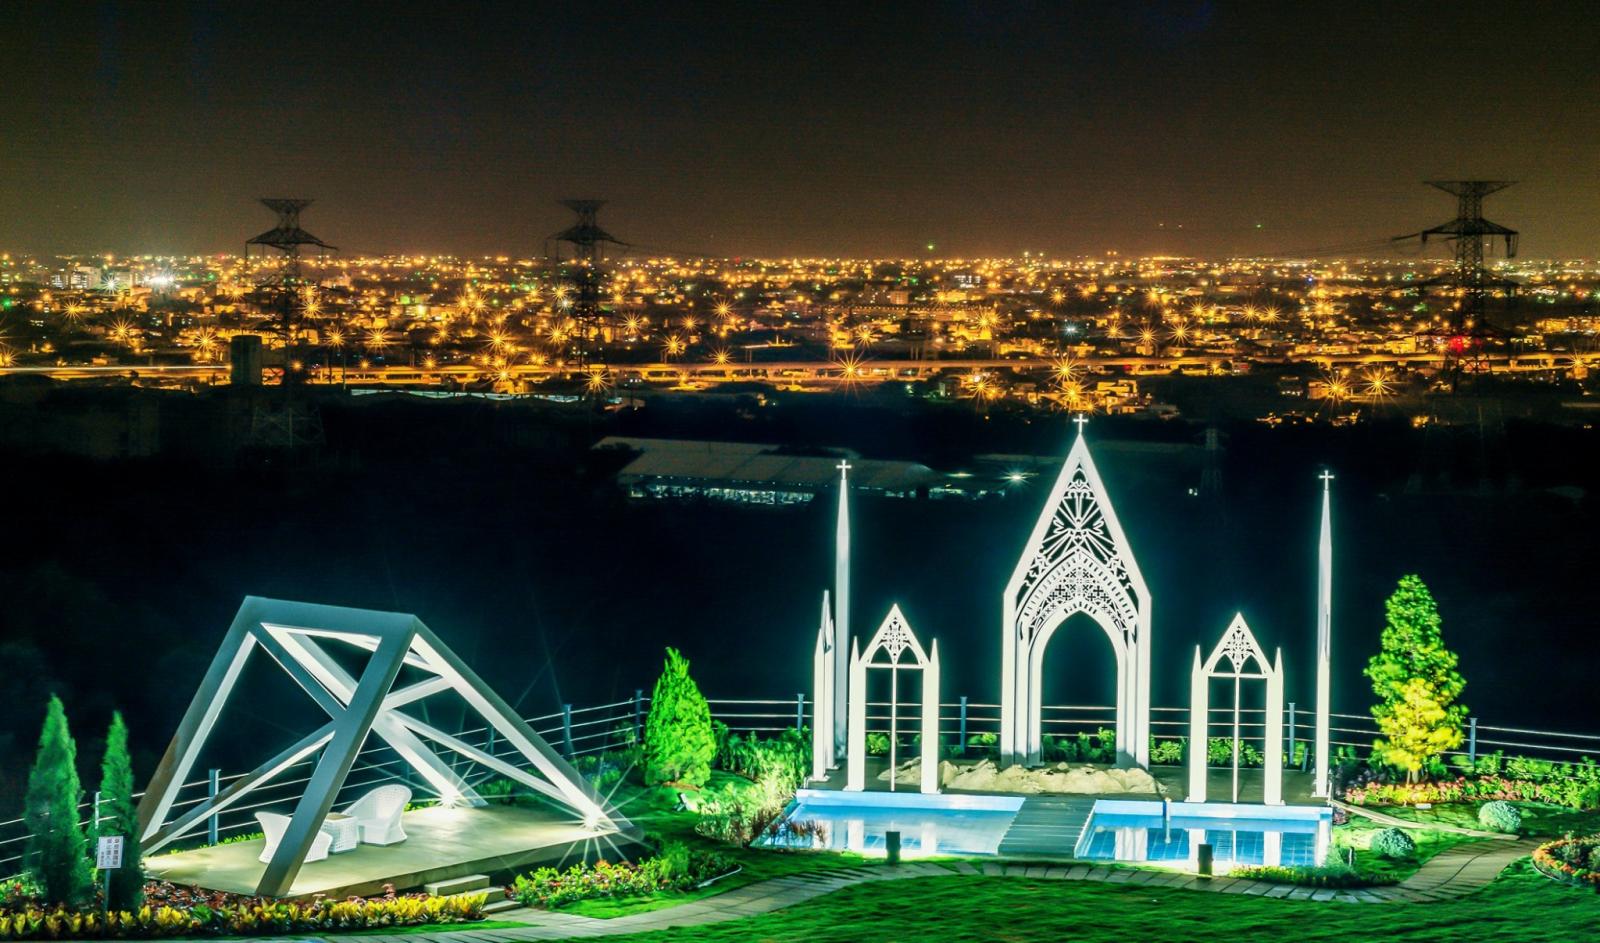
[1365,575,1467,782]
[24,696,93,907]
[94,712,144,910]
[644,648,716,787]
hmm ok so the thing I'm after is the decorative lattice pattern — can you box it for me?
[1014,465,1140,646]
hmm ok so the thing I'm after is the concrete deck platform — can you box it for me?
[147,804,630,899]
[808,756,1318,805]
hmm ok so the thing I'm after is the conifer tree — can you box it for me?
[644,647,716,787]
[24,696,93,907]
[1365,575,1468,782]
[95,712,144,910]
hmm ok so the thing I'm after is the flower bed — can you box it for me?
[1531,836,1600,890]
[510,843,735,909]
[1344,775,1600,811]
[1227,862,1397,889]
[0,884,486,939]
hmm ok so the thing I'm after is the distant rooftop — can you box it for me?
[593,436,937,495]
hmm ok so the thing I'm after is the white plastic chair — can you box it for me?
[341,784,412,846]
[255,811,332,864]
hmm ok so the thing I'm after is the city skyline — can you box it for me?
[3,2,1596,257]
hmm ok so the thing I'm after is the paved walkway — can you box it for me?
[250,839,1538,942]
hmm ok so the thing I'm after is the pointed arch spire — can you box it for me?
[832,460,851,760]
[1001,425,1152,768]
[1314,469,1334,797]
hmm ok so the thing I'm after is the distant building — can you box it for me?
[593,436,939,504]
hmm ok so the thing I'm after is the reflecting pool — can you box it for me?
[760,789,1025,857]
[1075,799,1333,870]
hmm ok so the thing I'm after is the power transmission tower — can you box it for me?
[1397,181,1519,384]
[244,198,335,449]
[549,199,628,367]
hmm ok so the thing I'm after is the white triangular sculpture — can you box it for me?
[1313,471,1334,797]
[1188,613,1283,805]
[811,591,836,781]
[846,605,940,794]
[1001,418,1151,768]
[136,597,633,897]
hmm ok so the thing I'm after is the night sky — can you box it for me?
[4,1,1596,258]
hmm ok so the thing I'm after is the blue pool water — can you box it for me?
[1075,799,1333,871]
[760,789,1025,857]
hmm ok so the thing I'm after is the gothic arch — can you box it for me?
[1001,425,1151,767]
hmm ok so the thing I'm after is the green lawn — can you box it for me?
[341,919,531,936]
[595,862,1600,943]
[1333,818,1486,881]
[1369,801,1600,840]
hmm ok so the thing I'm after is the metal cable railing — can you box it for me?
[5,690,1599,869]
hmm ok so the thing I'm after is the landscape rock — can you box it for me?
[875,757,1164,795]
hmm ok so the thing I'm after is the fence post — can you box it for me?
[797,693,806,731]
[634,688,644,742]
[1287,701,1296,763]
[207,769,220,845]
[485,725,497,759]
[92,790,103,833]
[1468,716,1479,764]
[562,703,575,757]
[958,696,969,755]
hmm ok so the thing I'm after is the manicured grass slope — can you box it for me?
[1372,801,1600,839]
[602,864,1599,943]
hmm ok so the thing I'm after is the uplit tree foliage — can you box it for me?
[1365,575,1467,782]
[24,696,93,907]
[94,712,144,910]
[644,647,716,787]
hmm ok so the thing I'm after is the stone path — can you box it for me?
[243,839,1538,942]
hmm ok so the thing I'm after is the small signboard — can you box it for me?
[95,835,123,870]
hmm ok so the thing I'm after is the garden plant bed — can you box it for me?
[534,775,870,919]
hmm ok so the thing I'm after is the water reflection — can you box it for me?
[1075,802,1332,870]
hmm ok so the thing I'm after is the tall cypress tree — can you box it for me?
[95,712,144,910]
[24,696,93,907]
[1365,575,1468,783]
[644,647,715,787]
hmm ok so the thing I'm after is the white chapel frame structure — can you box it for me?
[1001,421,1151,768]
[136,597,632,897]
[846,605,940,794]
[1188,613,1284,805]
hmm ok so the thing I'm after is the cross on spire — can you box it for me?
[1072,413,1089,437]
[837,459,852,477]
[1319,469,1335,490]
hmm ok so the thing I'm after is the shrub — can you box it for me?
[510,847,734,909]
[1369,827,1416,859]
[1229,858,1395,888]
[711,720,733,769]
[1093,727,1116,761]
[23,696,93,908]
[1148,737,1185,766]
[94,712,144,911]
[1343,768,1600,812]
[1476,800,1522,833]
[643,648,716,788]
[694,777,789,845]
[476,778,516,804]
[864,732,890,756]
